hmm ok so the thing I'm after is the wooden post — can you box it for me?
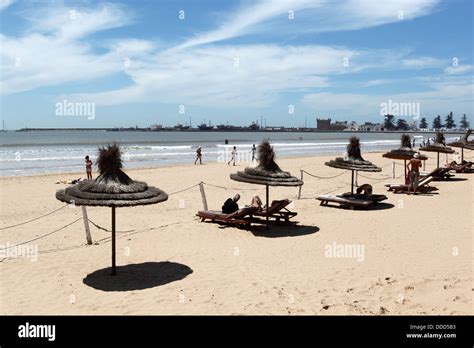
[111,206,116,276]
[81,206,92,245]
[297,170,303,199]
[265,184,269,229]
[393,162,396,179]
[199,182,208,211]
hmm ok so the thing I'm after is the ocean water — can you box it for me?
[0,130,460,177]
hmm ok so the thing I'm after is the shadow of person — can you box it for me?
[83,261,192,292]
[248,224,319,238]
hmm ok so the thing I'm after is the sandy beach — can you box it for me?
[0,152,472,315]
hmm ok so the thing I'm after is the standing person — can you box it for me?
[251,144,257,162]
[412,138,416,147]
[194,146,202,165]
[85,155,93,180]
[228,146,237,166]
[406,153,422,195]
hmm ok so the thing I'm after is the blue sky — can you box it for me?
[0,0,473,129]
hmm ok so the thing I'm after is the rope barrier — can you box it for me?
[0,204,69,231]
[358,173,401,181]
[301,170,347,180]
[167,183,201,196]
[0,217,82,251]
[87,219,135,233]
[202,181,261,191]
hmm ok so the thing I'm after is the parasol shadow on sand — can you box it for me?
[383,134,427,178]
[419,132,455,168]
[230,140,303,228]
[248,224,319,238]
[447,129,474,162]
[56,144,168,275]
[83,261,193,291]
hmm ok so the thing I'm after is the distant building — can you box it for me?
[316,118,347,131]
[344,121,359,131]
[358,122,383,131]
[150,124,162,130]
[316,118,331,130]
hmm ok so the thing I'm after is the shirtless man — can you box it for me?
[407,153,422,194]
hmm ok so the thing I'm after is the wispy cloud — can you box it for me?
[175,0,440,49]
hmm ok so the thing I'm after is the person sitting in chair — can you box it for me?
[222,194,240,214]
[222,194,263,214]
[356,184,373,199]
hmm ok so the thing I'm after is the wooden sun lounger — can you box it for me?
[317,194,373,209]
[450,162,473,173]
[385,175,438,193]
[196,206,259,227]
[338,192,388,203]
[253,199,297,222]
[420,167,453,181]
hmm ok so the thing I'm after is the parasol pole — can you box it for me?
[461,148,464,162]
[351,170,354,195]
[437,152,440,168]
[111,206,116,275]
[265,184,269,229]
[404,159,407,178]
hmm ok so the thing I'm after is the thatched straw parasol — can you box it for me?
[382,134,427,177]
[326,137,381,195]
[447,129,474,161]
[419,132,455,168]
[230,140,303,227]
[56,144,168,275]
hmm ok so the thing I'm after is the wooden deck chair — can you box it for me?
[253,199,297,222]
[317,194,373,209]
[385,175,438,193]
[196,206,259,227]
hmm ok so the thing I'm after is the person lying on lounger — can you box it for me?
[222,194,263,214]
[356,184,373,199]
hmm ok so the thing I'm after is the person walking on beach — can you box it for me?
[251,144,257,162]
[85,155,93,180]
[194,146,202,165]
[407,153,422,195]
[228,146,237,166]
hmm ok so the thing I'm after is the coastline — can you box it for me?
[0,150,390,180]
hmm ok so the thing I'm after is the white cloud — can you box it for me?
[68,44,358,107]
[0,0,14,12]
[302,78,474,120]
[363,79,393,87]
[402,57,445,69]
[0,3,142,94]
[444,64,473,75]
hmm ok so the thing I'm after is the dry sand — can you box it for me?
[0,152,472,315]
